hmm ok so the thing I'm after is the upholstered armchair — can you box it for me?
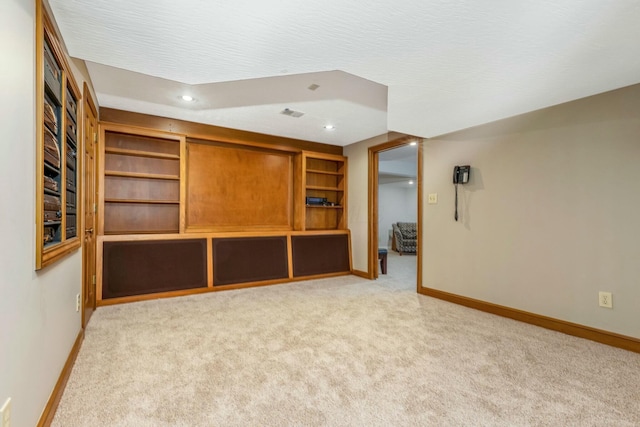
[392,222,417,255]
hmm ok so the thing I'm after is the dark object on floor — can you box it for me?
[378,248,387,274]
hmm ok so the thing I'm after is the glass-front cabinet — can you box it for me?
[36,2,81,269]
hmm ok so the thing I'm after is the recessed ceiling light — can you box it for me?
[181,95,194,102]
[324,125,335,130]
[408,180,414,185]
[409,141,417,146]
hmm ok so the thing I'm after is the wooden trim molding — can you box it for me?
[286,234,294,279]
[416,141,424,292]
[98,287,214,306]
[367,134,421,279]
[419,287,640,354]
[206,237,213,288]
[367,148,378,279]
[352,270,369,279]
[37,330,84,426]
[100,108,342,155]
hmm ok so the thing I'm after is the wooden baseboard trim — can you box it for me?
[352,269,371,279]
[38,329,84,426]
[98,287,213,306]
[419,287,640,354]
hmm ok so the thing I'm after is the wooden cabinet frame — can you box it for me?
[35,2,82,269]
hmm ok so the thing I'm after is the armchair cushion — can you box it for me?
[392,222,417,254]
[397,222,416,239]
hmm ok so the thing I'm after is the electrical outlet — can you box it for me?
[1,397,11,427]
[428,193,438,204]
[76,293,80,312]
[599,291,613,308]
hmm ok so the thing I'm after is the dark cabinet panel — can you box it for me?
[291,234,350,277]
[213,236,289,286]
[103,239,207,299]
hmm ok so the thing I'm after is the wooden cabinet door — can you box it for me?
[82,88,98,327]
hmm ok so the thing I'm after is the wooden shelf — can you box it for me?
[44,162,60,175]
[104,229,179,235]
[306,205,343,209]
[306,185,343,192]
[66,134,77,149]
[104,171,180,181]
[44,121,57,135]
[306,168,342,176]
[105,198,179,205]
[44,81,61,106]
[105,147,180,160]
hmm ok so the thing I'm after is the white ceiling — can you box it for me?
[48,0,640,146]
[379,144,418,188]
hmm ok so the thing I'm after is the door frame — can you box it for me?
[367,136,423,289]
[81,82,98,328]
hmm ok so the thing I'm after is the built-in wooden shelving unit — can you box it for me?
[99,125,185,235]
[301,151,348,231]
[96,115,350,304]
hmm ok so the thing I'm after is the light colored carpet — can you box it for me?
[53,255,640,426]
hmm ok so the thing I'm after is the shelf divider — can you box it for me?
[105,147,180,160]
[104,171,180,181]
[104,198,179,205]
[306,168,342,176]
[306,185,343,191]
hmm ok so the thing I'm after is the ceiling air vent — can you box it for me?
[280,108,304,118]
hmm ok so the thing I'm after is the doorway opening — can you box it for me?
[368,136,423,291]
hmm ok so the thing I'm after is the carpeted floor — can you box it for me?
[52,252,640,426]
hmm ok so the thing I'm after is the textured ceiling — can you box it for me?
[49,0,640,145]
[379,144,418,188]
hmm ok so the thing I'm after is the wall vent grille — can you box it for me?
[280,108,304,118]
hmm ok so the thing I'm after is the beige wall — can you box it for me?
[0,1,95,424]
[421,84,640,338]
[346,84,640,339]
